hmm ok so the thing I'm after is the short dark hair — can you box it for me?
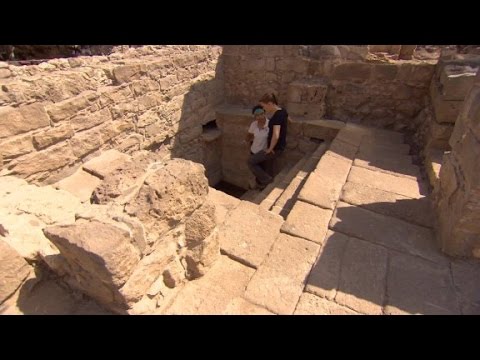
[252,104,264,115]
[259,93,278,105]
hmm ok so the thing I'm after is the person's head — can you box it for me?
[259,93,278,113]
[252,104,267,123]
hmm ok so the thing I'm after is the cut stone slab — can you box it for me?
[163,256,255,315]
[82,149,131,179]
[334,237,388,315]
[358,141,411,156]
[353,152,421,180]
[218,200,284,269]
[340,181,433,228]
[54,167,102,202]
[294,293,359,315]
[281,200,333,244]
[244,233,320,315]
[451,260,480,312]
[298,154,352,210]
[328,138,358,161]
[385,252,459,315]
[347,166,427,199]
[0,239,32,304]
[306,230,349,300]
[330,201,447,265]
[223,297,274,315]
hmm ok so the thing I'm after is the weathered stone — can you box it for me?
[43,220,141,311]
[334,238,388,315]
[281,200,332,244]
[303,121,340,141]
[46,91,98,122]
[207,187,240,225]
[385,252,459,315]
[70,108,112,132]
[340,181,433,228]
[425,147,444,187]
[82,149,131,179]
[0,239,32,304]
[185,201,216,245]
[0,68,11,79]
[333,63,372,81]
[112,64,145,84]
[68,127,104,158]
[0,133,34,161]
[185,229,220,279]
[244,233,320,314]
[294,293,358,315]
[223,297,274,315]
[164,256,255,315]
[0,104,50,139]
[120,231,180,305]
[397,63,435,84]
[440,64,478,100]
[126,159,209,243]
[330,201,447,265]
[372,64,398,81]
[328,138,358,160]
[353,154,421,180]
[218,200,283,269]
[298,154,352,210]
[347,166,426,199]
[8,142,76,178]
[32,123,74,150]
[306,230,349,300]
[451,261,480,313]
[54,167,102,202]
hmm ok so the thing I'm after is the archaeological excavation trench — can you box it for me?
[1,45,480,315]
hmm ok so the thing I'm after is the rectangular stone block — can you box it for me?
[33,123,74,150]
[0,103,50,139]
[306,230,349,300]
[281,200,332,244]
[218,201,284,269]
[333,63,372,81]
[372,64,399,81]
[385,252,459,315]
[347,166,426,198]
[0,133,34,161]
[330,201,447,265]
[244,233,320,314]
[340,181,433,228]
[46,91,98,123]
[294,293,359,315]
[335,237,388,315]
[8,142,76,178]
[440,64,478,100]
[298,154,352,210]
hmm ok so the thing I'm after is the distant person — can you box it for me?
[246,105,270,187]
[247,93,288,189]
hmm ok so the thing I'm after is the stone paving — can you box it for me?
[160,123,480,315]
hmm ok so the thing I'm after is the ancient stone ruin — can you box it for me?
[1,45,479,315]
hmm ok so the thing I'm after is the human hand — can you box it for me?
[0,224,9,237]
[265,148,275,155]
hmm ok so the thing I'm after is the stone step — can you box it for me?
[271,143,328,218]
[254,162,296,205]
[298,152,353,210]
[340,181,434,228]
[347,165,428,199]
[329,201,448,265]
[244,233,320,315]
[294,293,359,315]
[162,256,255,315]
[217,200,284,269]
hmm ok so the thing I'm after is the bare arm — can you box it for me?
[266,125,280,154]
[245,132,254,143]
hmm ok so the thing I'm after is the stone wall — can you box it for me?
[434,70,480,258]
[222,45,435,131]
[0,45,225,186]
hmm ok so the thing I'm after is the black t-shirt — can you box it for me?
[267,108,288,151]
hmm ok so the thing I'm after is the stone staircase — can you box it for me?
[160,121,480,315]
